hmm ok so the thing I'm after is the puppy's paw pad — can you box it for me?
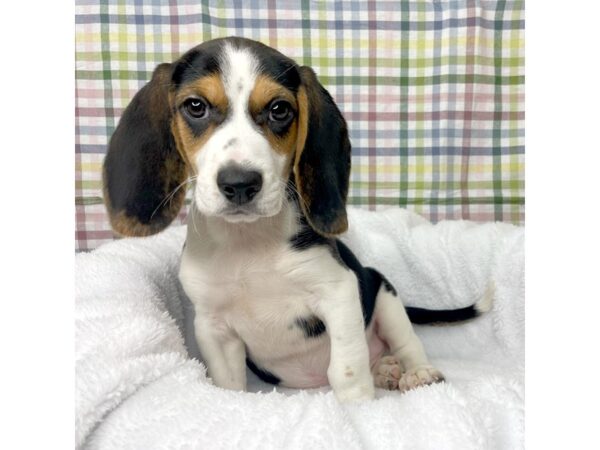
[373,355,402,390]
[398,366,445,393]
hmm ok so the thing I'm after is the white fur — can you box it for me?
[180,200,376,400]
[191,43,288,222]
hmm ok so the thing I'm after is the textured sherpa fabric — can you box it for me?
[75,208,524,449]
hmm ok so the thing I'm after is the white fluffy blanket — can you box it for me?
[75,208,524,449]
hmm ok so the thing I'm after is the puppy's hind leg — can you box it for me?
[373,277,445,393]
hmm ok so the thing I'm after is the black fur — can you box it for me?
[171,41,222,87]
[295,66,352,236]
[289,213,330,251]
[180,37,301,92]
[103,62,186,233]
[246,357,281,385]
[334,240,386,327]
[380,273,398,296]
[405,305,482,324]
[295,316,327,338]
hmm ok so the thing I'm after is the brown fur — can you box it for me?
[171,116,216,174]
[250,75,299,156]
[103,158,187,238]
[107,210,158,238]
[170,74,230,173]
[293,85,317,226]
[102,62,189,237]
[293,69,349,237]
[175,74,229,114]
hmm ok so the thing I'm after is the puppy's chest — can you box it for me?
[189,244,327,352]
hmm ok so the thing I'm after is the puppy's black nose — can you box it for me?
[217,167,263,205]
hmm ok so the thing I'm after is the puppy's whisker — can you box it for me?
[190,200,201,238]
[150,176,198,220]
[280,178,307,212]
[273,63,296,82]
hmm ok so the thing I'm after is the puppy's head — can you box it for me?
[103,37,351,237]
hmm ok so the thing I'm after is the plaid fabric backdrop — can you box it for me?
[75,0,524,251]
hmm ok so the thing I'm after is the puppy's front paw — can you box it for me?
[397,366,445,393]
[334,381,375,402]
[330,366,375,402]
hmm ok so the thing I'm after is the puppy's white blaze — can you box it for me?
[192,43,287,221]
[219,42,258,114]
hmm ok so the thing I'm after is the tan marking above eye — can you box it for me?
[295,86,309,165]
[170,74,229,172]
[268,116,298,156]
[249,75,299,156]
[175,74,228,113]
[249,75,297,116]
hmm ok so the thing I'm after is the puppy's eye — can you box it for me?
[269,100,292,122]
[184,98,209,119]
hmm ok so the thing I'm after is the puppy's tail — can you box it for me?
[405,282,494,325]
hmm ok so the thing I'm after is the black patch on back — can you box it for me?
[246,357,281,385]
[287,186,388,329]
[295,316,326,338]
[334,240,389,327]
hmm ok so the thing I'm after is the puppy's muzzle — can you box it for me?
[217,166,263,206]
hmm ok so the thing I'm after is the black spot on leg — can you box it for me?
[237,81,243,92]
[296,316,326,338]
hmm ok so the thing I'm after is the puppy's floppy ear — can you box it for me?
[103,63,187,237]
[294,66,352,236]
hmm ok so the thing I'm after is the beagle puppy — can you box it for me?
[103,37,490,401]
